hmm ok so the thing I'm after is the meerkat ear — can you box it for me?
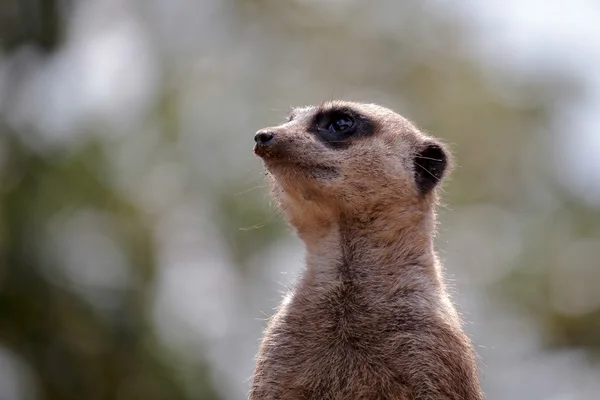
[413,141,448,195]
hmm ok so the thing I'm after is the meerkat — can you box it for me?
[250,101,484,400]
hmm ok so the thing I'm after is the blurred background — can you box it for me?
[1,0,600,399]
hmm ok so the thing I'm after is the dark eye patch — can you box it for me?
[310,107,374,149]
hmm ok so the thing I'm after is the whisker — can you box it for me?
[235,173,266,187]
[239,221,270,231]
[234,185,267,197]
[414,156,444,162]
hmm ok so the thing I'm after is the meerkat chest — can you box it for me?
[260,285,415,394]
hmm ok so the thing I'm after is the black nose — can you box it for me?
[254,130,275,145]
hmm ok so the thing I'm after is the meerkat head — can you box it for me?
[254,101,451,237]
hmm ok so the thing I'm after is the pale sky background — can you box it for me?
[452,0,600,205]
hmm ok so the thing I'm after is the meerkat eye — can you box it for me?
[328,117,354,133]
[312,109,364,148]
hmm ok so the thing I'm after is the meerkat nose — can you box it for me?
[254,130,275,145]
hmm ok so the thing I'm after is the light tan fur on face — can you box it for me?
[250,101,483,400]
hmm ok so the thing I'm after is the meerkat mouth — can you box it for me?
[265,158,339,180]
[254,143,335,176]
[253,143,280,159]
[255,153,339,182]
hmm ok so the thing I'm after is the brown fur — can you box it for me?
[250,101,483,399]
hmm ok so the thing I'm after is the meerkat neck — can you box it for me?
[299,209,441,291]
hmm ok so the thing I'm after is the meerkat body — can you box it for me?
[251,101,483,399]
